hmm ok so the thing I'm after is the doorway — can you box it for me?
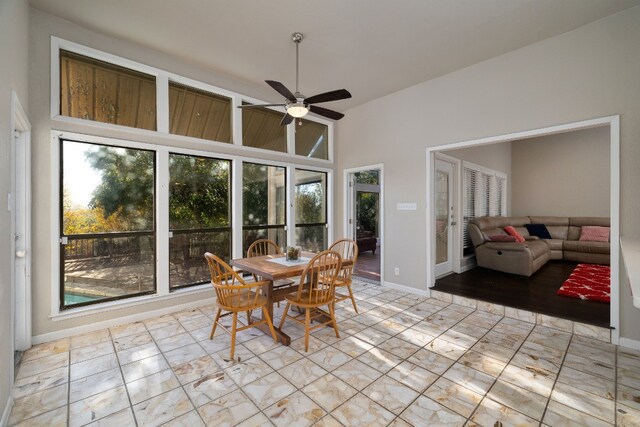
[425,116,620,343]
[344,165,384,283]
[11,91,32,368]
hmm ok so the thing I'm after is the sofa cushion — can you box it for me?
[563,240,610,255]
[568,226,581,241]
[545,239,564,251]
[504,226,525,243]
[487,234,517,242]
[579,226,610,242]
[526,224,552,239]
[526,240,550,258]
[569,217,610,227]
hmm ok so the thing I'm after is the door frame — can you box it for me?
[11,91,32,357]
[434,157,457,277]
[343,164,384,282]
[425,115,620,344]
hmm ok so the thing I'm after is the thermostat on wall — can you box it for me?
[397,203,417,211]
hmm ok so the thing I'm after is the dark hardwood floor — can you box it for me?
[433,261,610,327]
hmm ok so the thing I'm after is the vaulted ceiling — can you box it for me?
[30,0,640,112]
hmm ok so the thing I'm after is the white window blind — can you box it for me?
[463,162,507,253]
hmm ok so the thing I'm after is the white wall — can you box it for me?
[336,7,640,342]
[0,0,30,419]
[28,8,334,337]
[511,126,610,217]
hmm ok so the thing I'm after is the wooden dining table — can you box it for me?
[230,251,352,345]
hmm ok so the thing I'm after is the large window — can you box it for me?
[242,104,287,152]
[463,162,507,256]
[60,139,156,309]
[295,169,328,251]
[54,39,335,312]
[169,154,231,289]
[169,82,232,143]
[60,50,157,130]
[242,163,287,254]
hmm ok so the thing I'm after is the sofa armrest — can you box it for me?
[525,236,539,241]
[484,242,528,252]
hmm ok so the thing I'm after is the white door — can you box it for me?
[12,94,32,352]
[434,160,454,277]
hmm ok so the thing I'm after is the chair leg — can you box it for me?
[329,302,340,339]
[278,303,291,329]
[347,285,359,314]
[246,310,251,324]
[262,307,278,342]
[304,308,311,352]
[230,312,238,360]
[209,308,222,339]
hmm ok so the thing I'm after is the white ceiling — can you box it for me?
[30,0,640,112]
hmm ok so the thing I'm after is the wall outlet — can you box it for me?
[394,267,400,276]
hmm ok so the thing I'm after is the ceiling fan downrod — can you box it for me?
[292,32,303,96]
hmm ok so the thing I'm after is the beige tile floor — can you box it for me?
[9,279,640,426]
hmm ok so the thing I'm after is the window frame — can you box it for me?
[51,36,334,163]
[50,130,333,319]
[294,168,329,251]
[59,138,158,310]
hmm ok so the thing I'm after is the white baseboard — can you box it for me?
[32,297,216,345]
[1,396,13,427]
[619,337,640,351]
[382,281,429,297]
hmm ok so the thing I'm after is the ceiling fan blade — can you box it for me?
[305,89,352,105]
[265,80,297,102]
[280,114,295,126]
[309,105,345,121]
[237,104,286,108]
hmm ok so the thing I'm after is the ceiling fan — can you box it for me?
[238,32,352,125]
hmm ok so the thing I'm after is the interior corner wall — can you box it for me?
[0,0,30,417]
[335,6,640,342]
[511,126,610,217]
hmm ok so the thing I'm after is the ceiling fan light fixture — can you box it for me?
[286,103,309,118]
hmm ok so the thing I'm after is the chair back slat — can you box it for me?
[296,250,341,305]
[204,252,261,309]
[247,239,282,258]
[329,238,358,282]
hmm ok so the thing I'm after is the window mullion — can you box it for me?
[156,75,169,133]
[232,159,244,259]
[156,149,170,296]
[286,166,295,247]
[232,95,243,146]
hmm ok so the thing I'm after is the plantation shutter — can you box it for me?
[496,176,506,216]
[463,167,478,250]
[463,164,508,253]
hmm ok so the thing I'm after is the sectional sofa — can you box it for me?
[468,216,610,277]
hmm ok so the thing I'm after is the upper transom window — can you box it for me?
[60,50,157,130]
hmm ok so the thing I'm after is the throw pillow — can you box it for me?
[503,226,525,243]
[487,234,517,242]
[579,226,610,242]
[526,223,552,239]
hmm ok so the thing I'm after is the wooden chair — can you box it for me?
[278,250,342,352]
[204,252,277,359]
[328,238,360,313]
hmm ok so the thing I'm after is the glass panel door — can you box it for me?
[169,153,231,289]
[60,140,156,309]
[435,160,454,277]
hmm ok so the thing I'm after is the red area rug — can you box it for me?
[557,263,610,303]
